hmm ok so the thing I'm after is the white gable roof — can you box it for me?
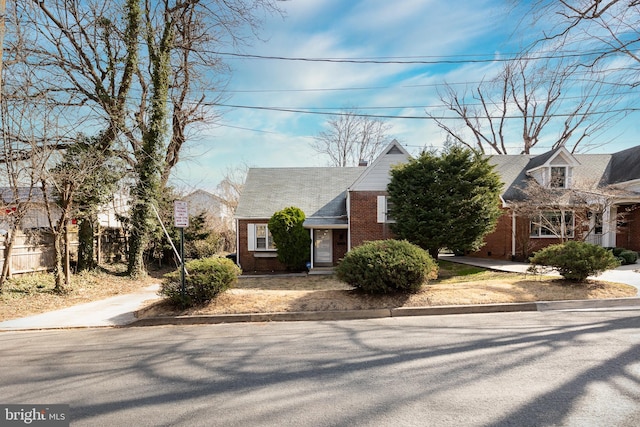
[349,140,411,191]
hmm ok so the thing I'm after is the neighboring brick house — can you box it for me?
[235,141,640,272]
[481,145,640,260]
[234,140,410,272]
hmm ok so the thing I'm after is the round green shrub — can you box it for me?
[618,250,638,265]
[268,206,311,271]
[529,241,620,281]
[335,239,438,294]
[160,256,241,306]
[610,247,626,257]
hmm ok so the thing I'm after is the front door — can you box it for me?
[314,229,333,266]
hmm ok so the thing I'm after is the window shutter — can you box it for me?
[247,223,255,251]
[377,196,386,223]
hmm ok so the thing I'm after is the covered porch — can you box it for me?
[303,217,349,271]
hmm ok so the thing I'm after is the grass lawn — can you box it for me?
[1,261,636,322]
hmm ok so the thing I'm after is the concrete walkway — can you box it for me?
[2,257,639,331]
[440,253,640,293]
[0,284,161,331]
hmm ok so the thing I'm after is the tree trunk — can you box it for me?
[0,230,15,291]
[429,247,439,261]
[52,230,65,293]
[127,199,152,278]
[77,217,95,271]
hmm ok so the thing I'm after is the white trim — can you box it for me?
[236,218,241,269]
[310,229,315,270]
[377,196,386,223]
[247,223,256,251]
[511,210,516,258]
[347,192,352,252]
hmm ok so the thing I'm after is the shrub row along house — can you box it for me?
[234,140,640,273]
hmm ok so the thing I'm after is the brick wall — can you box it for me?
[237,219,286,273]
[470,210,512,259]
[616,205,640,251]
[349,191,395,248]
[333,229,348,263]
[470,210,564,261]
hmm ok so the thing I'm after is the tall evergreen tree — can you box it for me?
[387,146,503,259]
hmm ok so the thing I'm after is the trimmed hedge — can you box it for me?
[161,256,241,306]
[335,239,438,294]
[529,241,620,281]
[606,247,638,265]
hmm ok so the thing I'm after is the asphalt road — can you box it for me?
[1,310,639,426]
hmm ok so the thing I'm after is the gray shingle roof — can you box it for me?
[490,152,617,201]
[606,145,640,184]
[0,187,48,204]
[235,167,364,220]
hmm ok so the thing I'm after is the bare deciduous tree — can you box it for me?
[312,110,394,167]
[530,0,640,81]
[429,57,624,155]
[509,177,628,259]
[13,0,283,277]
[0,13,62,289]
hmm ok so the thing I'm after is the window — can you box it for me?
[587,211,603,235]
[530,211,574,238]
[248,223,276,251]
[377,196,395,223]
[550,167,567,188]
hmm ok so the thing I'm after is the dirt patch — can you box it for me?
[136,273,638,318]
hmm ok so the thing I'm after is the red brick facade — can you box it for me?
[349,191,396,248]
[238,220,350,273]
[332,229,349,264]
[237,219,284,273]
[473,212,568,261]
[239,202,640,272]
[616,205,640,251]
[473,205,640,261]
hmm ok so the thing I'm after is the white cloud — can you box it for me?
[171,0,640,190]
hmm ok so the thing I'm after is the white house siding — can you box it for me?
[349,142,410,192]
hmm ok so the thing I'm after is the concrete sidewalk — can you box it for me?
[2,257,639,331]
[0,284,161,331]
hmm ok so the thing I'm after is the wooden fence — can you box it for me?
[0,231,78,276]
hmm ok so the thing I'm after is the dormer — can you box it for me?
[525,147,580,189]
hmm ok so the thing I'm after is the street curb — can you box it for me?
[390,302,538,317]
[128,298,640,328]
[128,303,542,327]
[128,309,392,327]
[536,297,640,311]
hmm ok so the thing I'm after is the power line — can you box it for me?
[211,102,640,120]
[212,49,614,65]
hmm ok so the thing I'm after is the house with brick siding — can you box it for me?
[235,140,640,272]
[234,140,410,272]
[481,145,640,261]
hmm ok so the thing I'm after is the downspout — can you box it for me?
[511,209,516,260]
[235,218,241,269]
[346,190,352,251]
[309,229,314,270]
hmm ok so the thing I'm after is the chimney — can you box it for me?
[358,160,368,167]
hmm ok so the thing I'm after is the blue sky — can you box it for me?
[170,0,640,194]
